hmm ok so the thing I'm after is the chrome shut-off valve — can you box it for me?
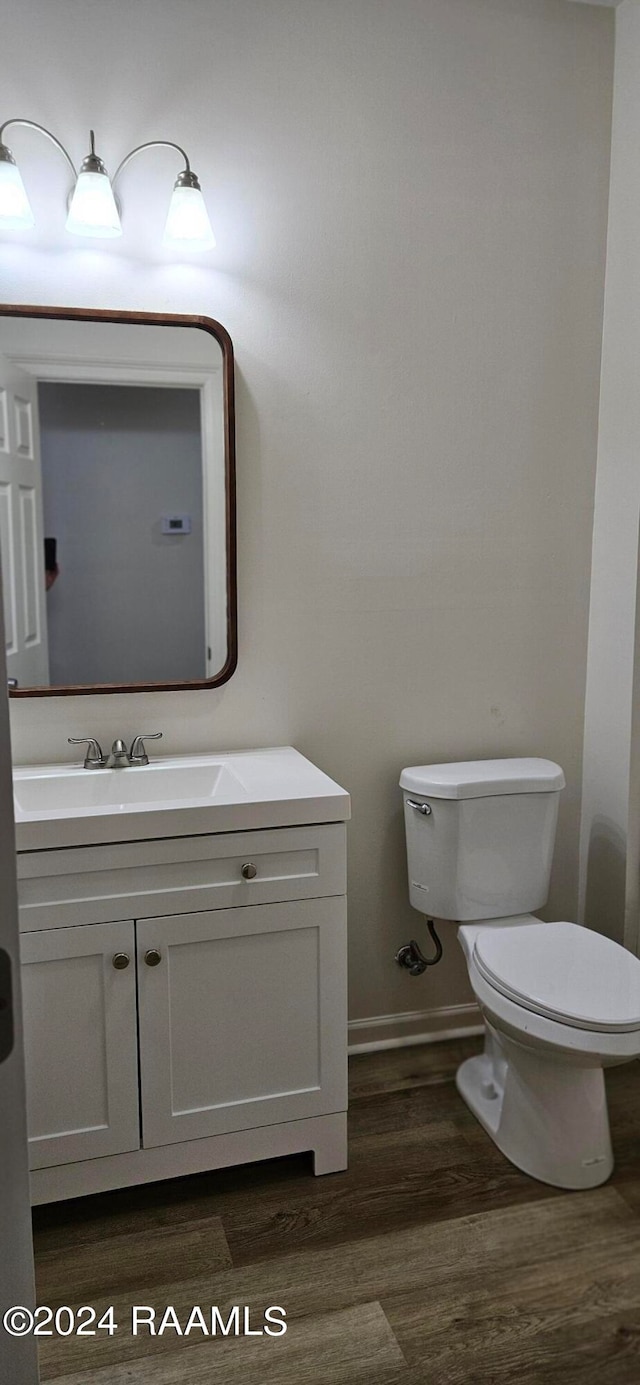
[395,920,443,976]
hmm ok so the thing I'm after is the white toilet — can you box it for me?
[400,757,640,1189]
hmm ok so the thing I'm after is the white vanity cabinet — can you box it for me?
[16,816,348,1205]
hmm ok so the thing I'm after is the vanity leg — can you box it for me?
[313,1113,348,1175]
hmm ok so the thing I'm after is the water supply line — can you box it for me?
[395,920,443,976]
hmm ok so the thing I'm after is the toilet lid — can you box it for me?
[473,922,640,1032]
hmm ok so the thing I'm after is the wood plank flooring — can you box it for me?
[29,1036,640,1384]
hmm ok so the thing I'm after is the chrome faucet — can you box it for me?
[69,732,163,769]
[106,739,131,769]
[68,737,108,769]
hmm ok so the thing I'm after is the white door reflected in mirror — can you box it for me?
[0,352,49,689]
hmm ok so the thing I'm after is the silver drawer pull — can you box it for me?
[145,949,162,967]
[112,953,130,970]
[406,798,432,816]
[241,862,257,880]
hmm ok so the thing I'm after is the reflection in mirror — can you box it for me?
[39,382,206,686]
[0,309,236,695]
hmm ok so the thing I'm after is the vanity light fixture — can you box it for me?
[0,120,216,249]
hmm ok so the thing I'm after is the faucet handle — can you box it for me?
[130,732,163,766]
[68,737,107,769]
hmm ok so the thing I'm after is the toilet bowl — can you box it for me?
[457,916,640,1188]
[400,757,640,1189]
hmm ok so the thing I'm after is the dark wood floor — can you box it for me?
[31,1036,640,1384]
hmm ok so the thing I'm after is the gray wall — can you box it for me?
[39,384,205,686]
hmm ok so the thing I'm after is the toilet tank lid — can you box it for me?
[399,758,566,800]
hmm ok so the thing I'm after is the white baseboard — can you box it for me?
[348,1003,484,1054]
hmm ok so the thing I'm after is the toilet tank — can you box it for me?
[400,758,565,921]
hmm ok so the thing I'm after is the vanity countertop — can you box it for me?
[13,746,351,851]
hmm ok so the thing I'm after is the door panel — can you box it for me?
[0,480,17,654]
[20,486,41,644]
[0,354,49,688]
[14,392,34,457]
[0,385,9,449]
[138,898,348,1148]
[20,920,140,1169]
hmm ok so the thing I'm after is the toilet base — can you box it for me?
[456,1025,614,1190]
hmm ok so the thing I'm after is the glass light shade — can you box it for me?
[163,184,216,250]
[65,170,122,238]
[0,160,35,230]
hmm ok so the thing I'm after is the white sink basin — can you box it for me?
[13,760,246,814]
[13,748,350,850]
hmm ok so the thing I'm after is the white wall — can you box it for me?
[580,0,640,950]
[1,0,613,1036]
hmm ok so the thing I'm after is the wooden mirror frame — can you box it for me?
[1,304,237,697]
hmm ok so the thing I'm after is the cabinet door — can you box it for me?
[20,921,140,1170]
[137,898,347,1148]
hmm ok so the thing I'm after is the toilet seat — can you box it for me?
[473,921,640,1033]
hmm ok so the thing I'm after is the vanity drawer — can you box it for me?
[17,823,347,930]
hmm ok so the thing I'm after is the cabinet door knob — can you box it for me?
[112,953,130,970]
[241,862,257,880]
[145,949,162,967]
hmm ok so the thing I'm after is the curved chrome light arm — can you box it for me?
[115,142,215,249]
[112,140,192,187]
[0,119,77,178]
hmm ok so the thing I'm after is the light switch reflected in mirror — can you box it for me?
[0,307,236,696]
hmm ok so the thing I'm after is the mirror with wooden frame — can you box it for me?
[0,305,236,696]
